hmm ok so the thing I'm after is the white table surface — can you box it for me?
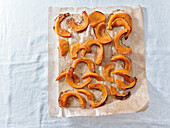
[0,0,170,127]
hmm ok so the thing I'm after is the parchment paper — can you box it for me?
[48,6,149,117]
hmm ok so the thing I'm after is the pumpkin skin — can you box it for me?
[82,72,103,81]
[103,62,114,83]
[77,89,94,101]
[59,39,69,56]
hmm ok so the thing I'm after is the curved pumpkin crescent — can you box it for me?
[77,89,94,101]
[59,39,69,56]
[59,91,86,108]
[56,71,80,83]
[109,86,130,100]
[107,12,132,30]
[94,22,112,44]
[103,62,114,83]
[80,40,104,65]
[116,77,137,90]
[72,58,95,73]
[114,29,132,54]
[82,72,103,81]
[88,83,108,108]
[112,69,132,83]
[55,13,71,37]
[111,55,131,71]
[65,67,92,89]
[67,11,89,32]
[111,18,131,39]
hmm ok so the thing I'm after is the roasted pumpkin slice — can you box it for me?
[109,86,130,100]
[114,29,132,54]
[111,18,131,39]
[72,58,95,72]
[77,89,94,101]
[88,83,108,108]
[94,22,112,44]
[67,11,89,32]
[65,67,92,89]
[56,71,80,83]
[89,11,106,27]
[59,91,86,108]
[59,39,69,56]
[116,77,137,90]
[111,55,131,71]
[82,72,103,81]
[55,13,71,37]
[80,40,104,65]
[112,69,132,83]
[103,62,114,83]
[107,12,132,30]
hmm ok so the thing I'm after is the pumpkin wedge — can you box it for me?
[107,12,132,30]
[111,18,131,39]
[114,29,132,54]
[72,58,95,72]
[103,62,114,83]
[94,22,112,44]
[80,40,104,65]
[82,72,103,81]
[111,55,131,71]
[109,86,130,100]
[55,13,71,37]
[59,91,86,108]
[56,71,80,83]
[112,69,132,83]
[88,83,108,108]
[65,67,92,89]
[59,39,69,56]
[67,11,89,32]
[89,11,106,27]
[116,77,137,90]
[77,89,94,101]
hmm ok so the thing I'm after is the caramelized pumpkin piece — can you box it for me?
[59,91,86,108]
[77,89,94,101]
[55,13,71,37]
[72,58,95,72]
[88,83,108,108]
[103,62,114,83]
[80,40,104,65]
[82,72,103,81]
[56,71,80,83]
[111,18,131,39]
[67,11,89,32]
[59,39,69,56]
[109,86,130,100]
[116,77,137,90]
[94,22,112,44]
[89,11,106,27]
[65,67,92,89]
[112,69,132,83]
[111,55,131,71]
[114,29,132,54]
[107,12,132,30]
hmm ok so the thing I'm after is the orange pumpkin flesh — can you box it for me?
[59,91,86,108]
[65,67,92,89]
[55,13,71,37]
[77,89,94,101]
[116,77,137,90]
[72,58,95,73]
[56,71,80,83]
[111,55,131,71]
[82,72,103,81]
[59,39,69,56]
[89,11,106,27]
[109,86,130,100]
[67,11,89,32]
[114,29,132,54]
[94,22,112,44]
[112,69,132,83]
[103,62,114,83]
[88,83,108,108]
